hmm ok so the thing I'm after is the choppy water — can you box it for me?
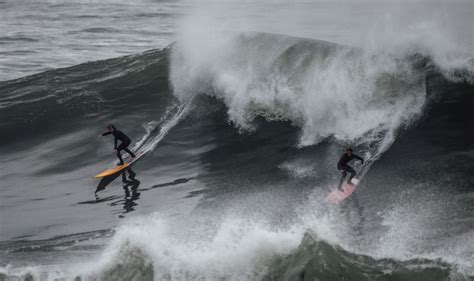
[0,0,184,81]
[0,1,473,280]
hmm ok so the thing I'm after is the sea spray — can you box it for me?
[79,215,303,280]
[170,32,427,167]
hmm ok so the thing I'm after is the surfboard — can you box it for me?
[325,178,359,204]
[94,163,130,178]
[94,150,145,178]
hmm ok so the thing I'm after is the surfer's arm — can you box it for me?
[354,154,364,163]
[101,132,112,136]
[114,137,118,149]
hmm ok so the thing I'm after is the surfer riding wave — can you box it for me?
[337,148,364,191]
[100,124,136,165]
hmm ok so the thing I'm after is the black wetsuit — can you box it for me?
[337,153,364,189]
[102,130,135,164]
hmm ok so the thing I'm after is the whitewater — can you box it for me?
[0,0,473,280]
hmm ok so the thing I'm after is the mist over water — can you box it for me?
[1,0,473,280]
[177,0,473,58]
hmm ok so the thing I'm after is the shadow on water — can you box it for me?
[95,171,123,194]
[76,195,122,204]
[117,168,141,216]
[139,177,194,191]
[84,167,194,216]
[87,167,141,216]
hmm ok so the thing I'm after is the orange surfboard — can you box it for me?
[94,163,130,178]
[94,150,144,178]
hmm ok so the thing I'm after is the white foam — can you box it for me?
[170,0,472,163]
[171,31,427,162]
[279,160,318,179]
[80,214,304,280]
[373,195,474,275]
[128,100,194,161]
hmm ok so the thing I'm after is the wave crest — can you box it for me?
[170,32,427,153]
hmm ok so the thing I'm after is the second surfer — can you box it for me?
[337,148,364,191]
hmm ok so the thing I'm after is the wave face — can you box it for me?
[0,48,175,145]
[1,31,473,280]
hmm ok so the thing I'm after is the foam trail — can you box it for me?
[131,104,185,152]
[142,100,193,152]
[123,99,194,162]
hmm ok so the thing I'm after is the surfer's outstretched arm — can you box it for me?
[101,132,112,136]
[354,154,364,163]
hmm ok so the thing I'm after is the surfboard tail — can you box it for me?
[325,179,358,204]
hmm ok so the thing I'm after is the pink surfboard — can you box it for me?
[326,178,359,204]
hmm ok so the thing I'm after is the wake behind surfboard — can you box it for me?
[326,178,359,203]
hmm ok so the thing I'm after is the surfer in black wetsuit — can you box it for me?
[337,148,364,191]
[100,124,136,165]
